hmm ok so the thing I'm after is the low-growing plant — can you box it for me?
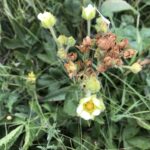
[0,0,150,150]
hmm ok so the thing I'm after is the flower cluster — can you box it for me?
[37,4,143,121]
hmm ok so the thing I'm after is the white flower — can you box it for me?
[37,11,56,28]
[82,4,96,20]
[76,95,105,120]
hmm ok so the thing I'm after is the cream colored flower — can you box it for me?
[82,4,96,20]
[37,11,56,28]
[76,95,105,120]
[27,72,36,83]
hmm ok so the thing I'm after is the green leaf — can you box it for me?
[29,100,44,119]
[6,92,18,113]
[63,86,79,116]
[101,0,137,16]
[127,136,150,150]
[22,123,38,150]
[2,38,25,49]
[37,54,53,64]
[0,125,23,150]
[45,87,69,101]
[43,41,57,61]
[123,125,139,139]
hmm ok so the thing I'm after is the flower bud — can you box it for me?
[37,11,56,28]
[57,35,67,45]
[57,48,67,60]
[67,36,76,47]
[84,76,101,93]
[95,16,110,33]
[129,63,142,74]
[6,115,13,121]
[27,72,36,83]
[82,4,96,21]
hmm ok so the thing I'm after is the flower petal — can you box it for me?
[92,109,101,116]
[93,97,101,107]
[76,104,83,115]
[37,13,43,21]
[80,97,90,104]
[80,111,93,120]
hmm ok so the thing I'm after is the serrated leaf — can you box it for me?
[101,0,137,16]
[0,125,23,150]
[22,123,39,150]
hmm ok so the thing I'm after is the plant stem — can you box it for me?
[49,27,59,48]
[87,20,91,37]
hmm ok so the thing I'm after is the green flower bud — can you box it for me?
[129,63,142,74]
[82,4,96,21]
[57,48,67,60]
[57,35,68,45]
[95,16,110,33]
[67,36,76,47]
[37,11,56,28]
[84,76,101,93]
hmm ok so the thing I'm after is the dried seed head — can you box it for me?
[103,56,113,66]
[123,49,136,59]
[114,58,123,66]
[64,61,77,78]
[67,52,77,61]
[97,64,107,73]
[84,59,92,67]
[118,39,128,49]
[96,37,111,50]
[77,36,92,53]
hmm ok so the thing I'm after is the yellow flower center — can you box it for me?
[83,100,95,113]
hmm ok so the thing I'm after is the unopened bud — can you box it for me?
[67,36,76,47]
[95,16,110,33]
[57,48,67,59]
[6,115,12,121]
[129,63,142,74]
[57,35,67,45]
[82,4,96,21]
[37,11,56,28]
[84,76,101,93]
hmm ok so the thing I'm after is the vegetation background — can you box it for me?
[0,0,150,149]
